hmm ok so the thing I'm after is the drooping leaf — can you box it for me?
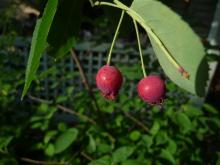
[54,128,78,154]
[115,0,208,96]
[47,0,85,58]
[22,0,58,98]
[112,146,135,163]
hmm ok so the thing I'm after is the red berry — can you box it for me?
[137,75,166,105]
[96,65,123,100]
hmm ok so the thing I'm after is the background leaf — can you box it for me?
[112,146,135,163]
[22,0,58,98]
[167,139,177,154]
[203,103,219,114]
[122,159,146,165]
[160,149,176,165]
[175,112,192,133]
[127,0,209,96]
[88,155,111,165]
[129,130,141,141]
[150,120,160,136]
[142,135,153,149]
[87,134,96,153]
[45,143,55,156]
[54,128,78,154]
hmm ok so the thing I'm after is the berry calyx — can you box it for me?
[137,75,166,105]
[96,65,123,100]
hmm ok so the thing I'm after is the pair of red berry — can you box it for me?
[96,65,166,105]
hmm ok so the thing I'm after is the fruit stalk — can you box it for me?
[94,1,120,9]
[133,19,147,77]
[107,10,125,65]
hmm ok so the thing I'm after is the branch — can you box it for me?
[28,94,53,104]
[20,157,68,165]
[81,151,93,161]
[70,49,105,123]
[57,105,97,125]
[70,49,90,91]
[124,112,149,132]
[27,94,97,125]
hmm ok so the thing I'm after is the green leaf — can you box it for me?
[87,134,96,153]
[115,115,124,127]
[97,143,112,154]
[183,105,204,117]
[203,103,218,114]
[57,122,67,131]
[122,159,146,165]
[150,120,160,136]
[142,135,153,149]
[45,143,55,156]
[160,149,176,165]
[116,0,208,96]
[56,95,68,103]
[88,155,111,165]
[155,131,168,146]
[129,130,141,141]
[112,146,135,163]
[0,136,13,150]
[54,128,78,154]
[47,0,85,58]
[175,112,192,133]
[167,139,177,154]
[209,118,220,128]
[22,0,58,98]
[44,130,58,144]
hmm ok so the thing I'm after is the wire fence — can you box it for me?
[32,42,157,100]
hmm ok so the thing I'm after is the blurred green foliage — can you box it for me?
[0,36,220,164]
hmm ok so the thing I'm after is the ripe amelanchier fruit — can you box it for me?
[96,65,123,100]
[137,75,166,105]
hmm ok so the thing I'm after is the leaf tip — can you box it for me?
[21,84,29,101]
